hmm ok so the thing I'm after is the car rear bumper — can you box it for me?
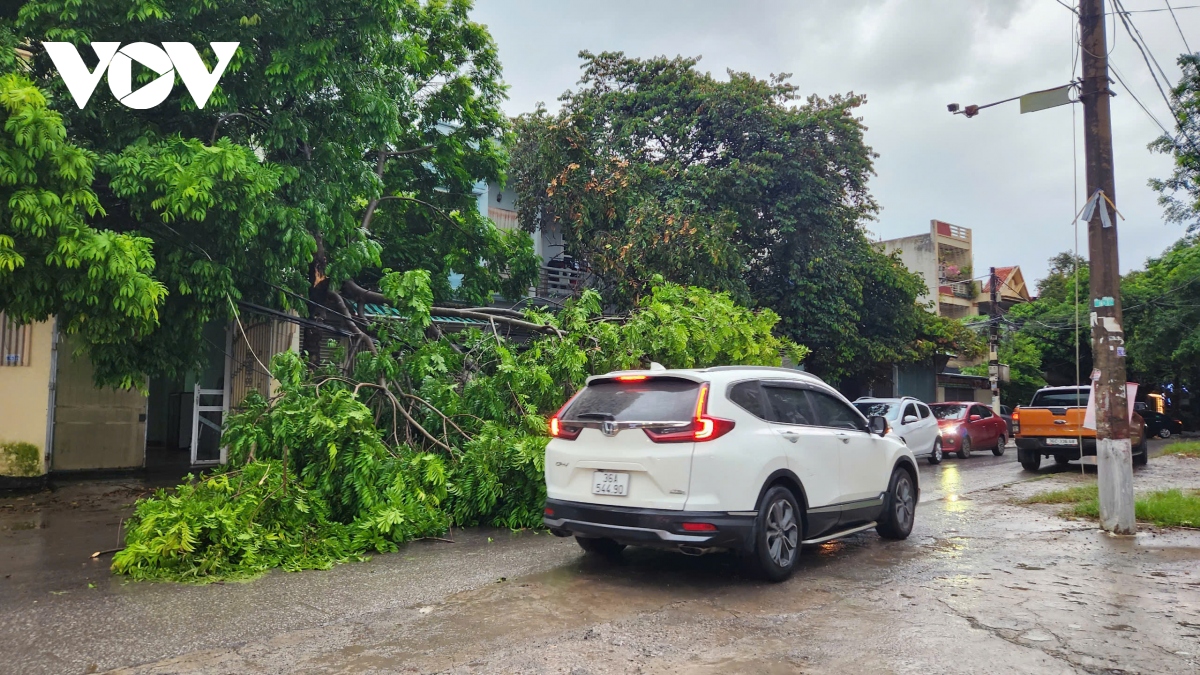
[1016,437,1096,456]
[543,499,756,552]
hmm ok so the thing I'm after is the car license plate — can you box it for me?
[592,471,630,496]
[1047,438,1078,446]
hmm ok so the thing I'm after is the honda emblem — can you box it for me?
[601,420,618,437]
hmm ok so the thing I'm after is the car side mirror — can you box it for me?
[902,415,919,424]
[868,415,888,437]
[969,414,982,422]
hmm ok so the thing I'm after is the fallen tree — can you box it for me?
[112,276,807,581]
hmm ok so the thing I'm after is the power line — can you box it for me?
[1110,62,1179,141]
[1165,0,1193,53]
[1114,0,1173,85]
[1110,0,1200,153]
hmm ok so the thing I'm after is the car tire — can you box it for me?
[1159,428,1171,440]
[751,486,802,583]
[993,435,1007,456]
[1019,449,1041,472]
[928,438,943,465]
[957,435,972,459]
[575,536,626,557]
[1134,437,1149,466]
[876,467,917,540]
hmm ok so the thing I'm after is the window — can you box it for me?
[918,403,932,419]
[763,386,816,426]
[973,406,993,419]
[1029,388,1089,407]
[807,390,866,431]
[0,312,31,367]
[563,378,699,423]
[728,381,767,419]
[930,404,968,420]
[853,401,898,420]
[902,403,918,421]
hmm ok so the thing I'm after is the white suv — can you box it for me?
[853,397,943,464]
[543,366,920,581]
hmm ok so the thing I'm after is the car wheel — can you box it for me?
[957,435,972,459]
[575,536,626,557]
[1019,449,1041,472]
[928,438,943,465]
[1134,437,1149,466]
[876,467,916,540]
[751,486,802,582]
[1159,428,1171,439]
[993,435,1007,456]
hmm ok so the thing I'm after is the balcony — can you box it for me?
[938,280,976,300]
[537,264,585,298]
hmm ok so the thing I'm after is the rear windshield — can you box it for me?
[930,404,968,420]
[1030,388,1089,407]
[563,378,699,422]
[853,402,899,420]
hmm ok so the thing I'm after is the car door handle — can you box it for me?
[834,433,851,444]
[779,431,800,443]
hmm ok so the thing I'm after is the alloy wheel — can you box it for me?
[765,498,799,568]
[893,474,915,530]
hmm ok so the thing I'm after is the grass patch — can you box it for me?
[1136,489,1200,528]
[1160,441,1200,459]
[1019,484,1098,505]
[1023,483,1200,527]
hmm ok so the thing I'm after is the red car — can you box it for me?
[928,402,1009,458]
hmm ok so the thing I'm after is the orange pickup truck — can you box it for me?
[1013,385,1148,472]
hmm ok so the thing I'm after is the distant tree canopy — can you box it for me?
[510,51,976,382]
[1124,234,1200,394]
[1004,253,1093,389]
[992,242,1200,411]
[3,0,536,387]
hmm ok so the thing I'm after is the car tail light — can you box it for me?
[1011,408,1020,434]
[644,382,735,443]
[616,374,649,382]
[548,391,583,441]
[681,522,717,532]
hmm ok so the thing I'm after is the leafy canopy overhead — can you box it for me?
[6,0,534,385]
[0,73,166,389]
[510,51,973,382]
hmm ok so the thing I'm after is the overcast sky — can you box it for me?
[472,0,1200,286]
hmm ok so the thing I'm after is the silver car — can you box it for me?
[853,397,944,464]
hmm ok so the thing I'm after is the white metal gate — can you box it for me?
[190,384,227,465]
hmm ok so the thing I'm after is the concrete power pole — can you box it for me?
[988,266,1001,415]
[1080,0,1136,534]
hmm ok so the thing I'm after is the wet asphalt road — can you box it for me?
[1,440,1198,674]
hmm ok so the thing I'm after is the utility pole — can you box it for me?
[1080,0,1135,533]
[988,267,1001,415]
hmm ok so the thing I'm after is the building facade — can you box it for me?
[877,219,981,319]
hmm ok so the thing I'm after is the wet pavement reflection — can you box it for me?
[0,441,1197,674]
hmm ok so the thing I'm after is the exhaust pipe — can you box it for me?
[678,545,714,556]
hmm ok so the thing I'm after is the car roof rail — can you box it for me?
[701,365,816,377]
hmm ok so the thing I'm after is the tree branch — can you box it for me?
[340,280,564,337]
[328,290,378,355]
[209,112,266,144]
